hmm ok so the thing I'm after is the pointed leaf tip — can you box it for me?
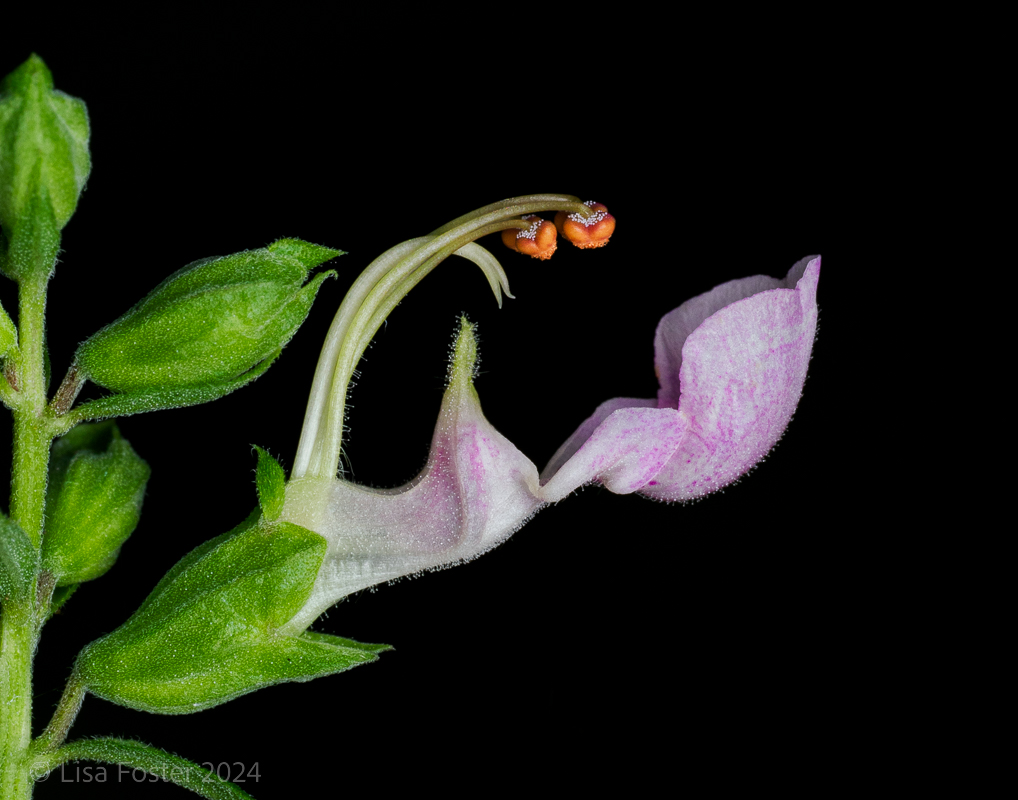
[254,445,286,521]
[268,238,344,271]
[2,54,54,93]
[448,316,478,387]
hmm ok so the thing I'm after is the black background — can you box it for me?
[4,15,873,799]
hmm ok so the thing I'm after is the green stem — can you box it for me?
[32,671,85,753]
[10,414,50,547]
[1,272,56,796]
[0,600,36,800]
[10,273,52,545]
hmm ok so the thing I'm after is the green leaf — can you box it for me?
[300,630,391,655]
[0,512,37,602]
[100,519,321,638]
[74,243,338,395]
[133,508,259,618]
[73,519,385,714]
[34,738,255,800]
[69,348,282,421]
[43,422,150,585]
[254,446,286,521]
[267,237,343,270]
[85,632,386,715]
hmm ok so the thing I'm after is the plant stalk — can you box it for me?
[32,672,84,755]
[0,600,36,799]
[10,274,51,542]
[1,272,57,797]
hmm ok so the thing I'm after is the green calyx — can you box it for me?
[0,181,60,283]
[0,55,90,281]
[74,514,387,714]
[73,238,341,401]
[42,422,150,586]
[0,513,37,603]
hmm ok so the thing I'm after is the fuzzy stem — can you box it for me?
[32,672,85,754]
[0,600,36,799]
[1,271,57,795]
[10,274,52,545]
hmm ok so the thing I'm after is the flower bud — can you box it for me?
[74,238,340,395]
[554,201,615,249]
[42,422,150,585]
[0,55,90,241]
[501,215,557,260]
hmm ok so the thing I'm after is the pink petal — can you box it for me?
[642,256,820,500]
[541,397,656,482]
[655,275,787,409]
[289,323,543,627]
[540,399,686,502]
[541,256,820,504]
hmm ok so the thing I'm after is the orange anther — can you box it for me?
[501,215,558,260]
[554,201,615,249]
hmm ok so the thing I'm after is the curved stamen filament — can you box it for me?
[430,194,594,235]
[293,239,421,478]
[293,195,594,480]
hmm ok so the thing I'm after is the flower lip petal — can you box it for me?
[542,256,820,504]
[642,256,820,501]
[540,402,687,503]
[541,397,657,485]
[654,275,786,409]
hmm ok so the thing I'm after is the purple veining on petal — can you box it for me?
[642,256,820,500]
[540,405,687,502]
[296,336,544,622]
[542,256,820,504]
[541,397,657,486]
[654,274,786,409]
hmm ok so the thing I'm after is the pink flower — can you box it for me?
[282,318,543,631]
[540,256,821,502]
[280,196,820,627]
